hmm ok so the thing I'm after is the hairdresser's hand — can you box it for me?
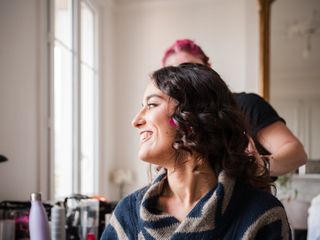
[246,137,268,174]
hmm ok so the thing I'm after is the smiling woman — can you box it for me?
[101,63,292,239]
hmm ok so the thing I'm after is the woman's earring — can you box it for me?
[169,117,178,127]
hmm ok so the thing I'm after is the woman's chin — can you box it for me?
[138,152,157,165]
[138,151,148,162]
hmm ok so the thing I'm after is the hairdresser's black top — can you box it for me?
[234,92,285,155]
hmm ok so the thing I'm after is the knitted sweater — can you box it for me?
[101,171,291,240]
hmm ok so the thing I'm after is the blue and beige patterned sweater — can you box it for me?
[101,171,291,239]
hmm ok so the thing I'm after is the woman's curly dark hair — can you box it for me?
[151,63,272,192]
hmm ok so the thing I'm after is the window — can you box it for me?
[51,0,99,200]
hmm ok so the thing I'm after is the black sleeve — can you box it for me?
[233,92,285,136]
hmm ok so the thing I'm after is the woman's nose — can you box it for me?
[131,109,146,128]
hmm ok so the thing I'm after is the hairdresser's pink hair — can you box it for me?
[162,39,211,67]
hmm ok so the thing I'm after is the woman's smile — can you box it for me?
[140,130,153,144]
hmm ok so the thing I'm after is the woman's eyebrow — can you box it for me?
[145,94,164,102]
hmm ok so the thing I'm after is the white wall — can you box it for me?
[0,0,46,201]
[106,0,259,199]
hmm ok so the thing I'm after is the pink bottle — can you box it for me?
[29,192,50,240]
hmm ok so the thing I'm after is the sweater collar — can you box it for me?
[139,169,236,239]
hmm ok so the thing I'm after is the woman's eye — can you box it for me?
[147,103,157,109]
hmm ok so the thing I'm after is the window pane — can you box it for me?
[52,0,98,200]
[80,64,95,195]
[81,2,94,66]
[55,0,73,48]
[54,43,73,199]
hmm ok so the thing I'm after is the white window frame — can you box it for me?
[48,0,100,200]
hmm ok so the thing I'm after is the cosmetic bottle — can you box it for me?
[29,192,50,240]
[51,205,66,240]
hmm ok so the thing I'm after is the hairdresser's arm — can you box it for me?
[257,121,307,176]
